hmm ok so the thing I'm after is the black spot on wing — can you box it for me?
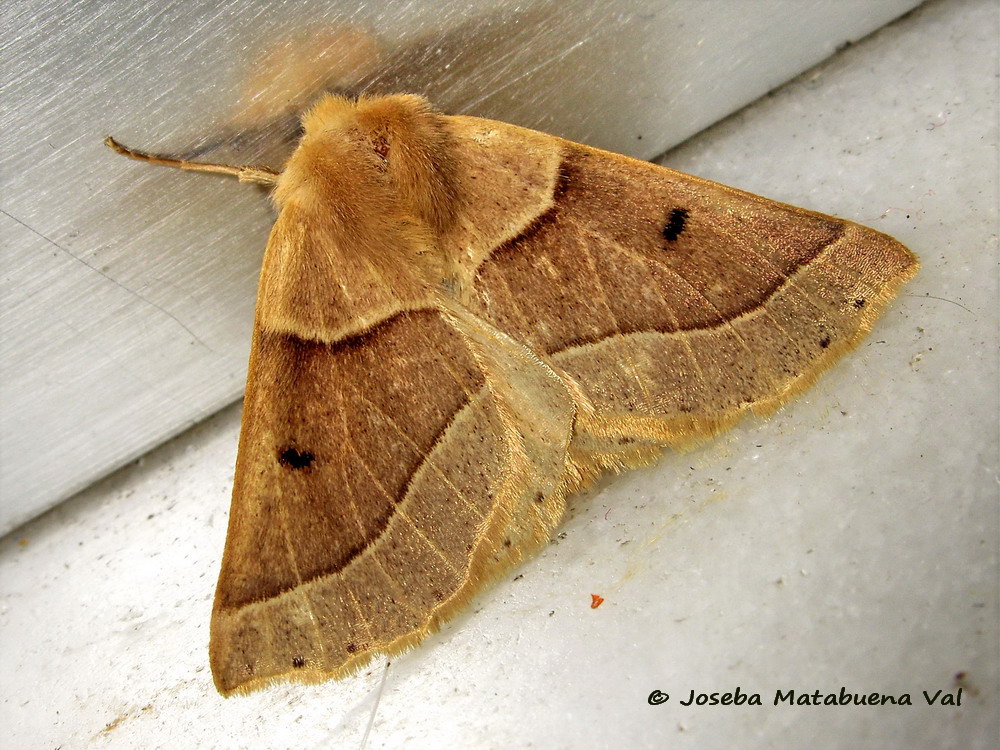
[662,208,690,243]
[278,447,315,470]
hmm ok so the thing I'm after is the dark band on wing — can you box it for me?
[219,308,484,608]
[472,145,848,358]
[488,160,573,261]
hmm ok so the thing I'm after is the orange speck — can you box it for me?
[590,594,605,609]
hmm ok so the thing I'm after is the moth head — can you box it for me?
[275,93,459,236]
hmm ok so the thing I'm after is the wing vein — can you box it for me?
[343,428,461,575]
[356,391,482,518]
[337,390,426,624]
[576,227,655,409]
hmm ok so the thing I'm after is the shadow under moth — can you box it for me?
[107,93,918,695]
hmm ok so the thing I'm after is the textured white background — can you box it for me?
[1,0,997,748]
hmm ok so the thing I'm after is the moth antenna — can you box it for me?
[104,136,280,186]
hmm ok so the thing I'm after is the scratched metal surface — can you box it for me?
[0,0,921,532]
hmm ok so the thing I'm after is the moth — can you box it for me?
[107,93,918,695]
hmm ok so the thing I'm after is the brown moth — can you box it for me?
[107,93,918,695]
